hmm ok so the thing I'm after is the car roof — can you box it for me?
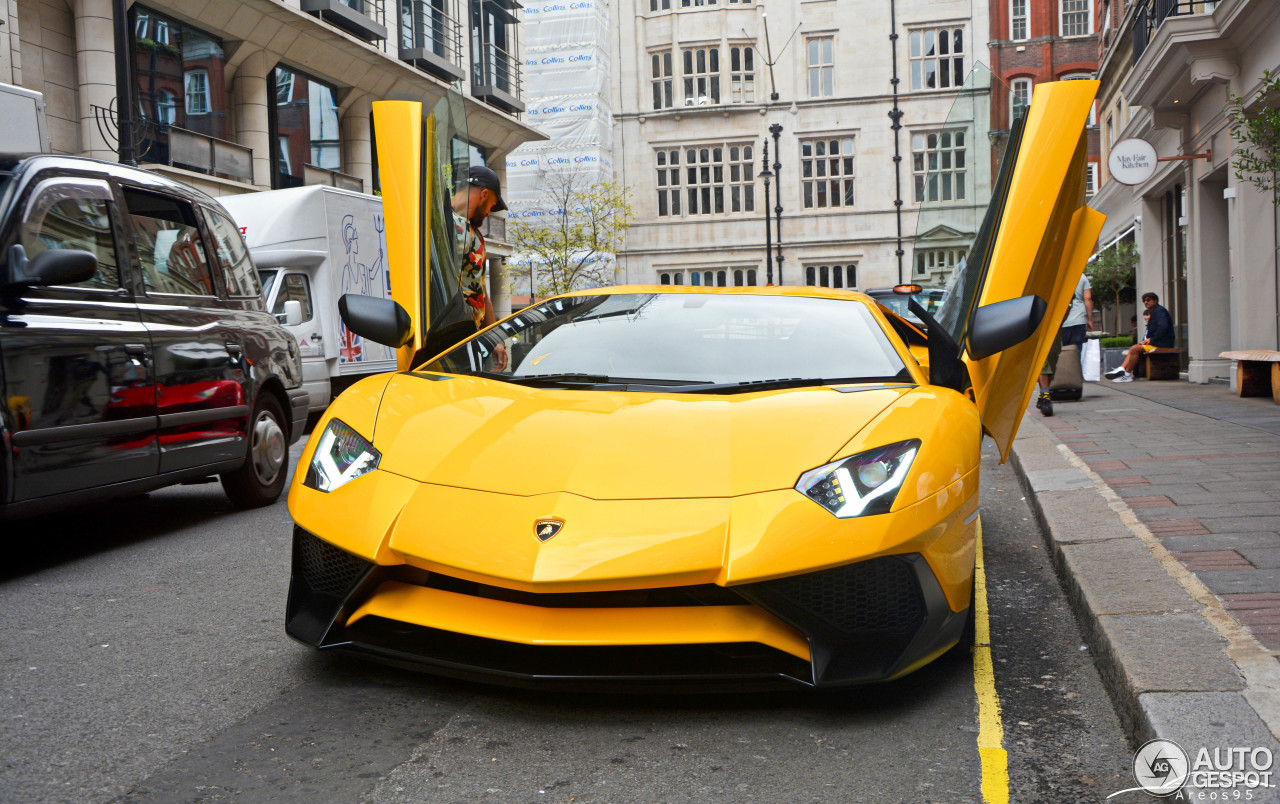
[554,284,877,303]
[0,153,221,207]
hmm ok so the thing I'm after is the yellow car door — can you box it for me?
[371,92,471,371]
[932,78,1105,461]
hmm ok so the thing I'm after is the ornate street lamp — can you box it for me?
[758,139,774,285]
[769,123,783,285]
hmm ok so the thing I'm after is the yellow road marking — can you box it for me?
[973,519,1010,804]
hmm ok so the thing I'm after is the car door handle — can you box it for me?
[226,343,243,357]
[124,343,148,356]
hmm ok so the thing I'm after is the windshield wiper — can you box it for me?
[669,372,913,394]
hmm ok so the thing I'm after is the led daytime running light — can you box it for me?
[303,418,380,492]
[795,440,921,518]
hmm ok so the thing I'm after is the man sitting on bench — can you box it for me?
[1106,292,1175,383]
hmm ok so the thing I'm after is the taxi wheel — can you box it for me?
[221,394,288,508]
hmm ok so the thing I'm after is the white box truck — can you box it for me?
[221,185,396,414]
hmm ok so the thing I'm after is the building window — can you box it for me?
[730,46,755,103]
[156,89,177,124]
[130,6,228,163]
[1011,0,1028,39]
[471,0,521,104]
[913,130,967,203]
[804,263,857,288]
[914,248,966,280]
[1061,0,1091,36]
[730,268,757,286]
[807,37,834,98]
[660,272,670,284]
[185,70,209,115]
[659,145,755,217]
[656,149,681,216]
[658,145,754,217]
[909,27,965,90]
[1085,162,1098,196]
[681,0,717,7]
[650,0,670,10]
[726,144,754,212]
[652,50,674,109]
[800,137,855,209]
[1010,78,1032,116]
[682,47,720,106]
[270,65,341,189]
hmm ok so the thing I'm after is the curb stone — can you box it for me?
[1008,415,1280,801]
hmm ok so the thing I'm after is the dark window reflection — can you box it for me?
[269,65,341,189]
[131,6,227,167]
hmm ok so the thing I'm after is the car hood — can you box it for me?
[372,373,911,499]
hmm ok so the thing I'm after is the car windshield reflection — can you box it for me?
[425,292,910,391]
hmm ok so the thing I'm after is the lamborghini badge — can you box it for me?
[535,519,564,542]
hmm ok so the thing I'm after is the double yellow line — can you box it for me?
[972,519,1010,804]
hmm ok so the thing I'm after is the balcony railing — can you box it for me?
[304,163,364,193]
[301,0,388,43]
[471,41,523,113]
[399,0,466,82]
[1133,0,1219,60]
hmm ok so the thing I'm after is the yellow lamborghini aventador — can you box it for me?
[285,78,1103,689]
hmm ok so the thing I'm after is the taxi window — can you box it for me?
[122,188,216,296]
[21,178,121,291]
[203,207,262,298]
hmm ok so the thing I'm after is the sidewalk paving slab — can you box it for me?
[1008,377,1280,798]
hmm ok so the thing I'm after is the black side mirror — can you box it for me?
[7,244,98,287]
[967,294,1047,361]
[338,294,413,349]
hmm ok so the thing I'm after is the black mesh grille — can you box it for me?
[294,528,372,598]
[752,557,926,637]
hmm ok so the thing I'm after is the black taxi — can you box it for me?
[0,155,308,519]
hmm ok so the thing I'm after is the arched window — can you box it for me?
[717,270,726,286]
[690,271,701,286]
[660,273,670,284]
[734,269,744,286]
[819,265,830,286]
[846,265,857,288]
[832,267,843,288]
[747,269,757,286]
[673,273,683,285]
[806,266,816,285]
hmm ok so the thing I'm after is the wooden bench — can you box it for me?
[1220,350,1280,404]
[1136,347,1184,380]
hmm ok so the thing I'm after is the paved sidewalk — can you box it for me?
[1009,377,1280,799]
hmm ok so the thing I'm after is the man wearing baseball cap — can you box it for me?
[450,164,508,368]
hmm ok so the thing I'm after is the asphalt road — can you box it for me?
[2,443,1135,803]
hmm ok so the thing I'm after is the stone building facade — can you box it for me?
[610,0,991,291]
[1090,0,1280,384]
[3,0,541,314]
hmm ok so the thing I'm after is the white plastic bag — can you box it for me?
[1082,338,1101,382]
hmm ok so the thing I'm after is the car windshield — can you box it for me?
[425,292,909,390]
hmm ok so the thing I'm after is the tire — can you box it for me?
[221,393,289,508]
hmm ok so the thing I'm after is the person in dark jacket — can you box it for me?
[1106,292,1175,382]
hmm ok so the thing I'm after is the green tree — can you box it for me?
[510,174,634,298]
[1227,69,1280,203]
[1087,240,1138,335]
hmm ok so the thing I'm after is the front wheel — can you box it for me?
[221,394,288,508]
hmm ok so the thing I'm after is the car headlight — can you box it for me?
[303,418,381,492]
[795,440,921,518]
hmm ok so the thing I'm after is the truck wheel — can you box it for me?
[221,394,288,508]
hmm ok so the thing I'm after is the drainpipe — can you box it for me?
[889,0,905,284]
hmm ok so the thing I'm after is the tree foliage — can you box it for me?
[1087,240,1138,335]
[1227,69,1280,204]
[509,174,634,298]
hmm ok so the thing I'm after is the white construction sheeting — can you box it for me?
[504,0,613,221]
